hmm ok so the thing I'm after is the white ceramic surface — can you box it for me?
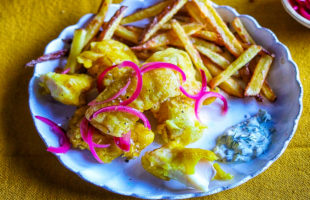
[282,0,310,28]
[28,0,303,199]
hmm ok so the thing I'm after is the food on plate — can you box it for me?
[213,110,275,162]
[141,142,218,191]
[245,54,273,96]
[98,6,128,40]
[29,0,279,192]
[39,72,93,106]
[209,45,262,88]
[140,0,187,43]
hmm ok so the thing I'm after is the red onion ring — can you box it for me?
[35,116,70,154]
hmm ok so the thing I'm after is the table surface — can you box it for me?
[1,0,309,199]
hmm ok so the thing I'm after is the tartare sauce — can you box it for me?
[213,110,275,162]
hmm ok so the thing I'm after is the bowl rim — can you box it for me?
[281,0,310,28]
[28,2,304,200]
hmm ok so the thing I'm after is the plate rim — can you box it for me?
[28,3,303,200]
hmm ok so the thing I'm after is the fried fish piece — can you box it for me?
[39,72,93,106]
[141,142,217,191]
[67,107,154,163]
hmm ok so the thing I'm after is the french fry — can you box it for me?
[114,25,140,44]
[185,1,215,31]
[209,45,262,88]
[84,0,112,45]
[173,15,194,23]
[203,57,244,97]
[232,18,255,45]
[193,30,223,44]
[261,81,277,102]
[65,29,87,73]
[140,0,188,43]
[123,25,143,34]
[245,54,273,96]
[98,6,128,40]
[190,37,223,53]
[133,50,153,60]
[171,19,212,81]
[121,0,172,25]
[192,0,244,57]
[132,23,204,50]
[196,45,230,69]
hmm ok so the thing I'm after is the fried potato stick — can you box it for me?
[140,0,187,43]
[171,19,212,81]
[98,6,128,40]
[84,0,112,44]
[203,57,244,97]
[232,18,255,45]
[192,0,243,57]
[121,0,172,25]
[245,54,273,96]
[132,23,203,50]
[196,45,230,69]
[114,25,140,44]
[209,45,262,88]
[65,29,87,73]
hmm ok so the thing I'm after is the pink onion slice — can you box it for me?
[80,118,110,163]
[35,116,70,153]
[300,7,310,20]
[96,61,142,106]
[87,126,104,163]
[141,62,187,82]
[61,68,71,74]
[194,92,228,122]
[88,79,132,106]
[90,105,151,130]
[180,69,207,99]
[113,131,131,152]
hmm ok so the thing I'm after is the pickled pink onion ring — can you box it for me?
[90,105,151,130]
[141,62,186,82]
[96,61,142,106]
[88,79,132,106]
[35,116,70,153]
[80,118,110,163]
[61,68,71,74]
[87,126,104,163]
[180,69,207,99]
[97,64,118,93]
[80,118,111,148]
[194,92,228,122]
[114,131,131,152]
[300,7,310,20]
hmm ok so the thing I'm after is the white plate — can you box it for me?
[28,0,303,199]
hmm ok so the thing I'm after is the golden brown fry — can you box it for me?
[84,0,112,44]
[132,50,153,60]
[185,2,214,31]
[140,0,188,43]
[114,25,140,44]
[193,30,224,46]
[209,45,262,88]
[65,29,87,73]
[196,45,230,69]
[173,15,194,23]
[190,37,223,53]
[132,23,203,50]
[245,54,273,96]
[261,81,277,102]
[232,17,255,45]
[121,0,172,25]
[171,19,212,81]
[98,6,128,40]
[203,57,244,97]
[192,0,244,57]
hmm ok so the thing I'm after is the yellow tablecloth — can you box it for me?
[0,0,309,199]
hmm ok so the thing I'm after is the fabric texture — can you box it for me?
[0,0,309,199]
